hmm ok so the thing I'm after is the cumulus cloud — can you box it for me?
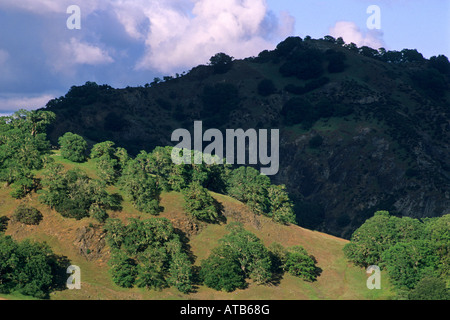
[0,94,54,114]
[50,38,114,73]
[0,0,104,15]
[112,0,296,73]
[2,0,295,79]
[329,21,384,49]
[64,38,114,65]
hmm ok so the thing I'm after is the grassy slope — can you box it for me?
[0,154,395,300]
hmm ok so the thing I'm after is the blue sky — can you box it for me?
[269,0,450,58]
[0,0,448,115]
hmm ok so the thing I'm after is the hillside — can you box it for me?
[41,36,450,239]
[0,152,395,300]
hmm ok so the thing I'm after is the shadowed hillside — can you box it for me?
[41,36,450,238]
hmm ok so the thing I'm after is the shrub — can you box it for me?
[0,216,9,233]
[13,205,43,225]
[408,277,449,300]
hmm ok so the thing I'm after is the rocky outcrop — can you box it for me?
[73,225,108,261]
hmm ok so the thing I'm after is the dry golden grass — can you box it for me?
[0,155,395,300]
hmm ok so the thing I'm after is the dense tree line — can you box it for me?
[13,124,296,227]
[252,35,449,101]
[344,211,449,300]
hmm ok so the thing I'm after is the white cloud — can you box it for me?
[66,38,114,65]
[50,38,114,73]
[329,21,384,49]
[0,0,105,15]
[2,0,295,75]
[113,0,295,73]
[0,94,55,113]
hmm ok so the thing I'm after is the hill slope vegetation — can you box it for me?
[42,36,450,239]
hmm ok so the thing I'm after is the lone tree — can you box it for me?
[209,53,234,74]
[267,185,296,225]
[183,181,218,223]
[58,132,88,163]
[284,245,321,282]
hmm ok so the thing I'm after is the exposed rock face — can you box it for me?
[278,124,450,238]
[171,217,202,237]
[74,225,108,261]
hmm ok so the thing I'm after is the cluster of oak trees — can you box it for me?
[105,219,320,294]
[0,110,313,296]
[345,211,449,300]
[199,222,321,293]
[56,132,297,226]
[54,132,312,293]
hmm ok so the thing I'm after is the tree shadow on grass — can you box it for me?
[49,254,72,294]
[213,199,227,225]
